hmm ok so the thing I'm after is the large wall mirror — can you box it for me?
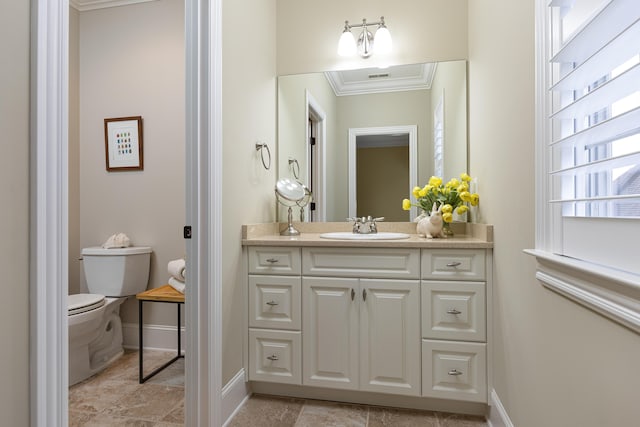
[278,60,468,222]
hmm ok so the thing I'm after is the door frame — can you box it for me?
[29,0,223,425]
[305,90,326,221]
[348,125,418,221]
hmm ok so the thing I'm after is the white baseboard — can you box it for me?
[222,369,251,426]
[487,389,514,427]
[122,322,185,353]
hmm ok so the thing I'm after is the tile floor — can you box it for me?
[228,394,487,427]
[69,349,184,426]
[70,350,487,427]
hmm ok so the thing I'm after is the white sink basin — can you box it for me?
[319,232,411,240]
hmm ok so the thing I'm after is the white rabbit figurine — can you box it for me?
[417,202,445,239]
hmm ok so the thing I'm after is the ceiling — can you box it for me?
[324,63,436,96]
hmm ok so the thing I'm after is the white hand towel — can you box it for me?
[102,233,131,249]
[168,277,185,293]
[168,258,186,281]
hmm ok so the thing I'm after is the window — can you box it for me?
[433,93,444,178]
[532,0,640,333]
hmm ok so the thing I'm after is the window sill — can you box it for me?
[524,249,640,334]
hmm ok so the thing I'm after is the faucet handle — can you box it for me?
[372,217,385,222]
[346,217,362,223]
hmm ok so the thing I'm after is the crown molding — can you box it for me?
[325,63,435,96]
[69,0,157,12]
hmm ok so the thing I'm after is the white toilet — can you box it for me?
[68,246,152,386]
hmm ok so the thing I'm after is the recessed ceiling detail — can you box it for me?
[70,0,157,12]
[325,63,436,96]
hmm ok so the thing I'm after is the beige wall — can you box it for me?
[468,1,640,426]
[78,0,185,326]
[276,0,468,75]
[222,0,277,384]
[0,0,30,424]
[69,7,81,294]
[337,90,430,218]
[277,72,339,221]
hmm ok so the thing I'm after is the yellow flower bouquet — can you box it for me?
[402,173,479,224]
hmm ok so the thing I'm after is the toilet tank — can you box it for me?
[81,246,152,297]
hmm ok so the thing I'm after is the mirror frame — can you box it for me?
[277,60,468,222]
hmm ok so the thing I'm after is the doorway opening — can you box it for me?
[348,125,418,221]
[305,90,326,221]
[31,0,222,425]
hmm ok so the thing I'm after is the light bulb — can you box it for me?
[373,26,392,55]
[338,30,357,56]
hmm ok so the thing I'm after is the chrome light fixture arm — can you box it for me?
[339,16,390,58]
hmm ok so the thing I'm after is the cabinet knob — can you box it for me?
[266,258,279,264]
[362,288,367,301]
[446,309,462,315]
[266,355,279,361]
[448,369,463,376]
[446,261,462,267]
[266,300,279,306]
[351,289,355,301]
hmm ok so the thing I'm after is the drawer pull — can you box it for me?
[362,288,367,301]
[446,309,462,315]
[265,258,279,264]
[351,289,355,301]
[448,369,463,376]
[266,355,279,361]
[446,261,462,267]
[266,300,279,306]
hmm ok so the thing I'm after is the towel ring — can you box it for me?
[288,158,300,179]
[255,142,271,170]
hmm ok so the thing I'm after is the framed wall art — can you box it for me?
[104,116,144,171]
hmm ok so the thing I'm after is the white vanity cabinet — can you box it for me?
[247,247,302,385]
[420,249,488,403]
[243,224,493,410]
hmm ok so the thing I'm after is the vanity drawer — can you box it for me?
[422,339,487,403]
[421,249,485,280]
[302,247,420,279]
[422,281,486,342]
[248,247,301,275]
[249,275,301,330]
[249,329,301,385]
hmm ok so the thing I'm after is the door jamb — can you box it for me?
[30,0,223,425]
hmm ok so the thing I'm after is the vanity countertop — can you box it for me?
[242,222,493,249]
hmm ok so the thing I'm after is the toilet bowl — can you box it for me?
[68,295,126,385]
[68,246,151,386]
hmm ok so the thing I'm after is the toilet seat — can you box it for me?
[68,293,106,316]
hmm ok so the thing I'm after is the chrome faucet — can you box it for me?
[347,216,385,234]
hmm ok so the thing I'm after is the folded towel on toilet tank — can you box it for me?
[102,233,131,249]
[167,258,186,281]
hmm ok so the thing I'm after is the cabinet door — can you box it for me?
[422,281,486,342]
[422,339,487,403]
[249,275,301,330]
[360,279,421,396]
[249,329,301,385]
[303,277,359,390]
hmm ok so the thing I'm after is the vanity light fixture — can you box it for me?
[338,16,392,58]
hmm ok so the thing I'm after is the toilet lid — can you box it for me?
[68,293,106,316]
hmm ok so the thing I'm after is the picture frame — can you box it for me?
[104,116,144,171]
